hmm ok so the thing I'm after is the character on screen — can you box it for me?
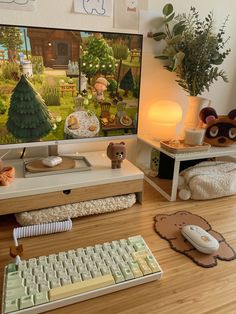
[199,107,236,147]
[107,142,126,169]
[94,77,109,102]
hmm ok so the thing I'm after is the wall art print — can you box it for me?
[0,0,36,11]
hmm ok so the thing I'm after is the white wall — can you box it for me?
[1,0,235,160]
[139,0,236,137]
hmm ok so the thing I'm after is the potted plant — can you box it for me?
[148,4,231,129]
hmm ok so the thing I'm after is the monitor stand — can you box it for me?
[48,144,58,156]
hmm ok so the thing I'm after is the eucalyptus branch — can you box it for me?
[149,4,230,96]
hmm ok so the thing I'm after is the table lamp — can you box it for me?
[148,100,182,140]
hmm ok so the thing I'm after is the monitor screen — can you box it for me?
[0,25,142,149]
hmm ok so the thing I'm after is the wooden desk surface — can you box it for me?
[0,182,236,314]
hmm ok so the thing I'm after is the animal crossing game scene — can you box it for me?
[0,25,142,144]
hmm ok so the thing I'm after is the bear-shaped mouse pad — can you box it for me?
[154,211,236,267]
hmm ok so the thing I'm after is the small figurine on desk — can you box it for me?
[107,142,126,169]
[0,151,15,186]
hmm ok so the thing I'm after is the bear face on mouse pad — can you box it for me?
[154,211,236,267]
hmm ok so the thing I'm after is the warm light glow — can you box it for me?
[148,100,182,125]
[148,100,183,140]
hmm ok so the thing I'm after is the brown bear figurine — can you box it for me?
[154,211,236,267]
[106,142,126,169]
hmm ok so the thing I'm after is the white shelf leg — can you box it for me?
[170,160,180,201]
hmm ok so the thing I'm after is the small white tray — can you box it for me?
[23,156,91,177]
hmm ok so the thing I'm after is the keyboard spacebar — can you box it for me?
[49,275,115,301]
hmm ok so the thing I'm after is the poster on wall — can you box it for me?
[73,0,113,17]
[0,0,36,11]
[114,0,148,30]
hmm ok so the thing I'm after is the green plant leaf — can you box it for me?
[163,3,174,16]
[173,22,186,35]
[164,12,175,23]
[152,32,167,41]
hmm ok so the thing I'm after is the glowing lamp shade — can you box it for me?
[148,100,182,140]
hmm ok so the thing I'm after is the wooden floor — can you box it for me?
[0,182,236,314]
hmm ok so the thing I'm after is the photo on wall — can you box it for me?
[73,0,113,17]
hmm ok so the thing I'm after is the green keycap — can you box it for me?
[112,270,125,283]
[7,271,21,280]
[6,277,24,289]
[134,242,146,251]
[19,295,34,309]
[6,286,27,300]
[4,299,19,313]
[6,264,16,273]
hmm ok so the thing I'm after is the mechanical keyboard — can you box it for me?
[2,235,163,314]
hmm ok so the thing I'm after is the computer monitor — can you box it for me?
[0,25,142,152]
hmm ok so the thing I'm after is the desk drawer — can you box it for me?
[0,180,143,215]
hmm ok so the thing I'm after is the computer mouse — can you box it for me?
[42,156,62,167]
[181,225,219,254]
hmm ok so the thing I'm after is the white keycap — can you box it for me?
[50,278,61,289]
[33,266,43,275]
[25,276,35,286]
[47,270,57,281]
[39,281,50,292]
[36,273,46,283]
[53,261,63,270]
[91,269,102,278]
[61,275,71,286]
[81,271,92,281]
[67,250,76,259]
[43,264,53,273]
[28,258,38,268]
[58,252,67,262]
[34,291,49,305]
[71,273,82,283]
[48,254,58,263]
[28,283,39,295]
[38,256,48,265]
[18,261,27,271]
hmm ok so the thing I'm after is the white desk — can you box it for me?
[0,152,144,215]
[137,135,236,201]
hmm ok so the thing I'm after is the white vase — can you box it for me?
[184,96,211,129]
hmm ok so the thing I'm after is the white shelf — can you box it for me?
[138,135,236,161]
[1,151,144,200]
[137,135,236,201]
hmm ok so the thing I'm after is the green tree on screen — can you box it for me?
[7,75,53,142]
[119,68,135,97]
[0,26,23,61]
[81,35,116,79]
